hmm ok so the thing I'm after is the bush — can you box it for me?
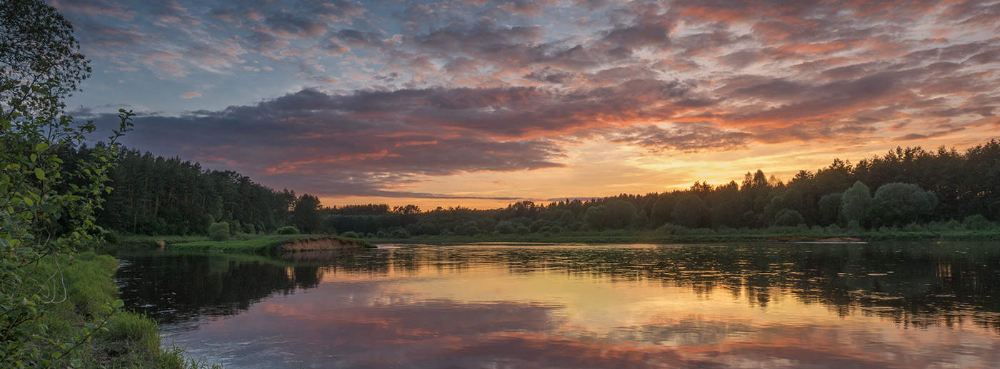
[494,221,517,234]
[656,223,687,235]
[825,224,842,234]
[209,222,230,241]
[341,231,360,238]
[276,226,300,235]
[103,231,121,245]
[963,214,991,230]
[458,221,480,236]
[773,209,805,227]
[530,220,552,233]
[102,311,161,359]
[515,225,530,235]
[390,228,411,238]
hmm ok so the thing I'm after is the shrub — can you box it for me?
[530,220,552,233]
[458,221,480,236]
[209,222,230,241]
[102,311,161,359]
[773,209,805,227]
[494,221,516,234]
[515,225,530,235]
[656,223,687,235]
[103,231,121,245]
[341,231,360,238]
[824,224,842,234]
[276,226,300,235]
[945,219,962,230]
[963,214,991,230]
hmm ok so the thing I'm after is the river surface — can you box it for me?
[116,242,1000,368]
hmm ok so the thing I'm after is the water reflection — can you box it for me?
[116,242,1000,368]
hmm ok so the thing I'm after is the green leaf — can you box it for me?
[34,168,46,180]
[35,143,50,152]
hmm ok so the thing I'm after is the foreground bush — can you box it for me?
[276,226,300,235]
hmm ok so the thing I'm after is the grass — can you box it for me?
[109,233,374,254]
[28,252,222,368]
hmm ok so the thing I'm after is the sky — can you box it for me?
[53,0,1000,209]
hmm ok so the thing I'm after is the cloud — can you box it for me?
[608,124,752,153]
[180,92,201,99]
[61,0,1000,200]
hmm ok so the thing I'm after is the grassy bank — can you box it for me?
[109,234,374,254]
[365,227,1000,245]
[29,253,219,368]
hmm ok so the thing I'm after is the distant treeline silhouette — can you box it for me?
[75,140,1000,237]
[324,140,1000,237]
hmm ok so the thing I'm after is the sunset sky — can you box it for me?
[56,0,1000,208]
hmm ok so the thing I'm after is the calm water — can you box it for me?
[116,243,1000,368]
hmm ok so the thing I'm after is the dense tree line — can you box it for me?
[84,140,1000,237]
[59,145,325,235]
[322,141,1000,237]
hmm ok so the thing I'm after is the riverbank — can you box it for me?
[30,253,219,368]
[364,228,1000,245]
[108,234,374,254]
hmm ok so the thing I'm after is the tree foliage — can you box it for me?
[1,1,133,364]
[292,194,322,234]
[867,183,937,227]
[0,0,90,121]
[841,181,871,225]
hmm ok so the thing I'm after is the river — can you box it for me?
[116,242,1000,368]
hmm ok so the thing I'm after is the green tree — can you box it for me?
[1,1,136,365]
[817,192,842,226]
[583,200,638,230]
[1,0,90,121]
[841,181,871,226]
[671,194,708,228]
[867,183,937,227]
[291,194,322,233]
[649,194,675,226]
[209,222,231,241]
[773,209,805,227]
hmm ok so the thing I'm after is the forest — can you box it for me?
[86,140,1000,239]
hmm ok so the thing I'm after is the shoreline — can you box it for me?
[107,234,375,254]
[363,230,1000,245]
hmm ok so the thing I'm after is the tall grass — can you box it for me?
[30,253,222,368]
